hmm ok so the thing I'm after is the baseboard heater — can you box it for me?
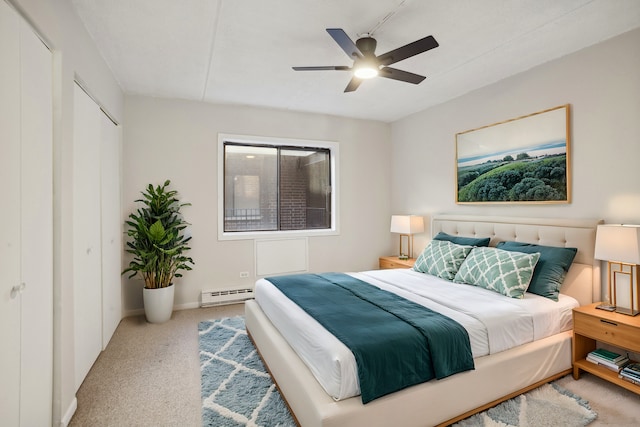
[201,287,254,307]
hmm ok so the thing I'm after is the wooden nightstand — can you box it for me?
[572,303,640,395]
[379,256,416,269]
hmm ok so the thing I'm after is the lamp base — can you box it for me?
[398,254,409,261]
[595,303,616,312]
[615,306,640,316]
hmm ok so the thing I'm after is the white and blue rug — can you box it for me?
[452,382,597,426]
[200,317,597,427]
[199,316,295,427]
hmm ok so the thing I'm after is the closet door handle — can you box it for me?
[10,282,26,299]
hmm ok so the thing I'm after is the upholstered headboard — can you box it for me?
[431,215,603,306]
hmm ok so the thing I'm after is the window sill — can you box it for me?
[218,227,338,241]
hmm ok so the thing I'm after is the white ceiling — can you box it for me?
[69,0,640,123]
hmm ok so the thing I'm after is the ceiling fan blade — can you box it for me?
[377,35,439,66]
[344,77,362,93]
[379,67,426,84]
[326,28,363,59]
[292,66,351,71]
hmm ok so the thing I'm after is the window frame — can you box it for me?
[217,133,340,241]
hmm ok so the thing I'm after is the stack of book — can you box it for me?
[586,348,629,372]
[619,362,640,386]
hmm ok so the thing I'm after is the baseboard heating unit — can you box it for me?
[201,287,254,307]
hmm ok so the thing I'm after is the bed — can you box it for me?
[245,215,603,426]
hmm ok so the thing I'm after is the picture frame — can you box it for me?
[455,104,571,204]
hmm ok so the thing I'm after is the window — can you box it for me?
[218,134,338,239]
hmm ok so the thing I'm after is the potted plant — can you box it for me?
[122,180,194,323]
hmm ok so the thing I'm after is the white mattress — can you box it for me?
[254,269,578,401]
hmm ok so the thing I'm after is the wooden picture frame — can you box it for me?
[455,105,571,204]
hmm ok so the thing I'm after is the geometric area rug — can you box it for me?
[200,317,596,427]
[199,316,295,427]
[452,381,597,426]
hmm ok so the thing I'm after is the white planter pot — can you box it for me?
[143,284,175,324]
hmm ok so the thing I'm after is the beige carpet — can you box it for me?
[70,304,245,427]
[70,304,640,426]
[555,374,640,426]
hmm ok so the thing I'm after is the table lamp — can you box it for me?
[594,224,640,316]
[390,215,424,260]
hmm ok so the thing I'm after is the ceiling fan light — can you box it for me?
[354,65,379,79]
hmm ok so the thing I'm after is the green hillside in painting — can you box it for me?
[457,154,567,202]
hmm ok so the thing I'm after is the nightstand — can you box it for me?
[379,256,416,269]
[572,303,640,395]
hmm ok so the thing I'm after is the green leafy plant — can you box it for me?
[122,180,194,289]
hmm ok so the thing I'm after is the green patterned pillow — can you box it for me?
[453,247,540,298]
[496,242,577,301]
[413,240,473,280]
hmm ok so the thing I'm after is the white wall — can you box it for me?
[123,96,391,313]
[9,0,124,425]
[391,28,640,253]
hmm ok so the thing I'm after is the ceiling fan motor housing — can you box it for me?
[355,37,377,56]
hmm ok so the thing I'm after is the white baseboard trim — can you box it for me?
[122,301,200,318]
[60,397,77,427]
[175,301,200,311]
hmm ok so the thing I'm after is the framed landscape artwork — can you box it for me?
[455,104,571,204]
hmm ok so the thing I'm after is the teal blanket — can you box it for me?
[266,272,474,403]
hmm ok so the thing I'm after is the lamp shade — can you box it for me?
[390,215,425,234]
[594,224,640,264]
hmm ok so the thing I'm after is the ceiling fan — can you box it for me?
[293,28,439,92]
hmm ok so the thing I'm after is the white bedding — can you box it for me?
[254,269,578,401]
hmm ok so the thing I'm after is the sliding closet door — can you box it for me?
[19,14,53,427]
[101,113,122,349]
[0,1,22,423]
[73,84,103,391]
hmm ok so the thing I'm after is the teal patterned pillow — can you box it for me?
[453,247,541,298]
[496,242,577,301]
[413,240,473,280]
